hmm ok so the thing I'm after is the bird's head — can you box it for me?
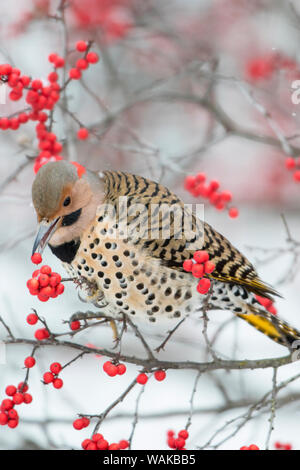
[32,161,104,255]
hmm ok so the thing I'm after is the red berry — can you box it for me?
[76,41,88,52]
[35,328,49,341]
[77,128,89,140]
[40,265,52,275]
[119,440,129,449]
[24,356,36,368]
[40,286,53,298]
[195,172,206,184]
[285,157,296,170]
[103,361,111,372]
[18,113,29,123]
[69,68,81,80]
[43,372,54,384]
[48,72,58,83]
[246,57,274,81]
[108,443,120,450]
[81,417,90,428]
[283,443,292,450]
[23,393,33,404]
[73,418,84,430]
[197,278,211,294]
[13,393,23,405]
[1,399,14,411]
[97,439,109,450]
[178,429,189,439]
[76,59,89,70]
[31,79,43,90]
[70,320,81,331]
[8,419,18,429]
[20,75,31,86]
[8,409,18,420]
[55,56,65,68]
[192,263,204,278]
[82,439,92,449]
[136,373,148,385]
[167,437,176,449]
[49,53,58,63]
[154,370,166,381]
[5,386,17,397]
[0,413,8,425]
[49,273,61,287]
[184,175,196,191]
[106,364,118,377]
[27,278,39,291]
[204,261,215,274]
[229,207,239,218]
[183,259,194,272]
[18,382,28,392]
[53,378,63,389]
[175,437,185,449]
[193,251,209,264]
[220,190,232,202]
[92,433,103,442]
[56,283,65,295]
[0,63,12,75]
[31,253,42,264]
[50,362,62,374]
[86,52,99,64]
[117,364,127,375]
[248,444,259,450]
[86,442,97,450]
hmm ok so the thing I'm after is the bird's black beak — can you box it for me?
[32,218,60,255]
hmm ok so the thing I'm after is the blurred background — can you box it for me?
[0,0,300,450]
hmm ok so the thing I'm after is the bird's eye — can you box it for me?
[63,197,71,207]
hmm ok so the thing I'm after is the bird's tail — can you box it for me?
[237,306,300,348]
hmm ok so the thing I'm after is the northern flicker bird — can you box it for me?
[31,161,300,348]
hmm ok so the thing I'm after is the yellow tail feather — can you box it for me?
[237,310,300,347]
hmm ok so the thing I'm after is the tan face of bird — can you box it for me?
[31,161,105,254]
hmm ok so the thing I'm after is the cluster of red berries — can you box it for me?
[71,1,132,43]
[255,295,277,316]
[0,41,99,175]
[274,441,292,450]
[43,363,64,389]
[69,41,99,82]
[27,257,64,302]
[0,61,63,174]
[183,250,215,294]
[103,361,127,377]
[184,173,239,218]
[240,444,260,450]
[167,429,189,450]
[285,158,300,184]
[136,370,166,385]
[81,434,129,451]
[0,383,32,429]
